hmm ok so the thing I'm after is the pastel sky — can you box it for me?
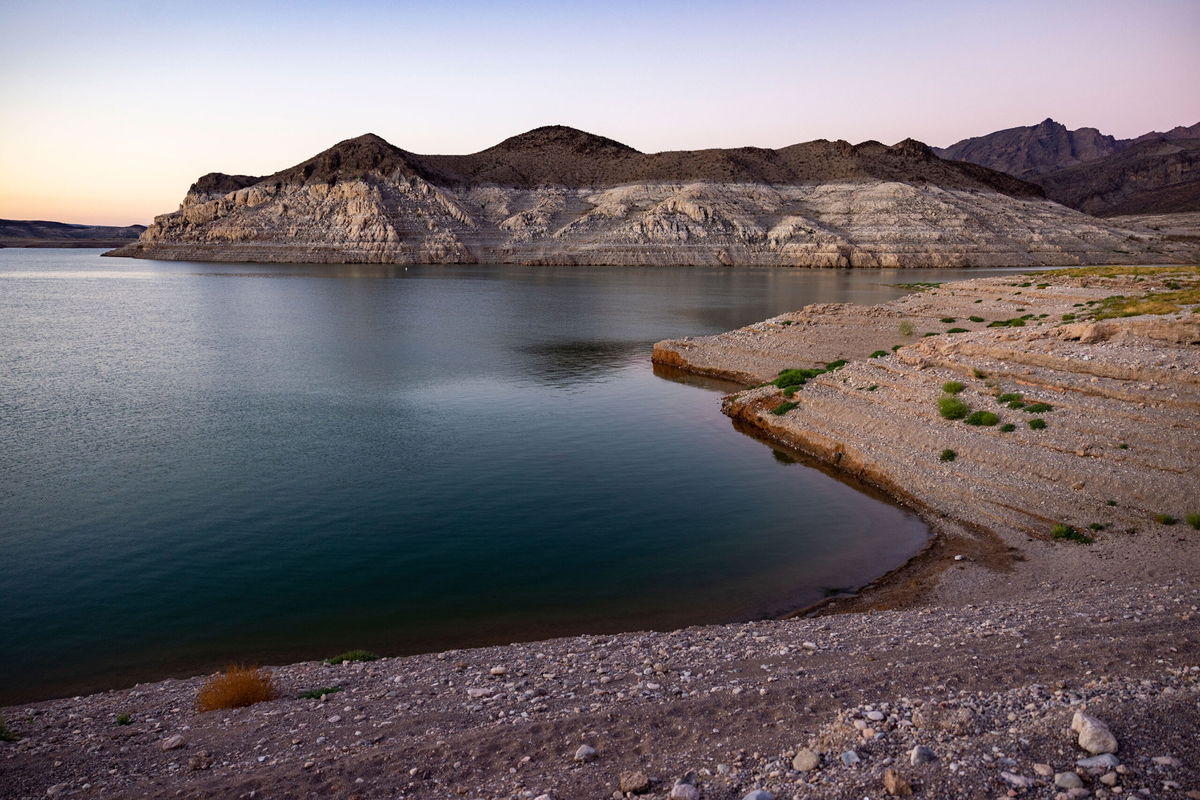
[2,0,1197,226]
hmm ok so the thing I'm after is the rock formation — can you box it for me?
[106,127,1194,267]
[936,119,1200,217]
[0,219,146,248]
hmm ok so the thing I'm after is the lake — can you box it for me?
[0,250,1015,703]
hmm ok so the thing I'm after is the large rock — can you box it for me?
[1072,711,1119,754]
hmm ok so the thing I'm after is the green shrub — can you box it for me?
[999,423,1016,432]
[923,332,939,337]
[891,344,902,351]
[1088,523,1105,531]
[968,315,985,323]
[1028,418,1047,430]
[770,401,799,416]
[866,384,878,391]
[939,449,957,462]
[299,686,344,700]
[1023,402,1053,413]
[972,368,986,378]
[1106,500,1117,506]
[996,393,1023,404]
[1118,442,1128,450]
[870,350,889,358]
[1006,400,1026,410]
[974,298,983,303]
[1037,283,1049,289]
[825,360,848,370]
[899,320,914,336]
[325,650,380,664]
[1186,513,1200,530]
[116,714,131,726]
[1154,514,1177,526]
[938,395,970,420]
[1052,523,1093,544]
[940,317,956,323]
[1061,313,1076,321]
[946,327,969,334]
[0,715,17,742]
[965,411,1000,426]
[942,381,965,394]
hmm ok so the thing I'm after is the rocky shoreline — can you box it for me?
[3,268,1199,799]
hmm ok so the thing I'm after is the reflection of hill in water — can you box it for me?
[518,339,650,387]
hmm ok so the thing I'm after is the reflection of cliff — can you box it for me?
[519,340,648,387]
[107,127,1193,267]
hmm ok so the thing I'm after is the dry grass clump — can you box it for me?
[1052,265,1200,279]
[196,665,276,712]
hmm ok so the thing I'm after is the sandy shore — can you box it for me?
[3,267,1199,799]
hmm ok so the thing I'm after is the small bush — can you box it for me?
[999,423,1016,432]
[1037,283,1049,289]
[770,401,799,416]
[299,686,344,700]
[996,393,1023,404]
[942,381,965,394]
[891,344,902,351]
[1052,523,1093,544]
[1186,513,1200,529]
[116,714,131,726]
[1118,442,1128,450]
[197,665,276,712]
[939,449,957,462]
[972,368,987,378]
[1106,500,1117,506]
[938,395,970,420]
[946,327,969,334]
[866,384,878,391]
[1006,400,1026,410]
[899,320,914,336]
[0,715,18,742]
[1154,514,1177,526]
[1023,402,1053,413]
[922,332,939,337]
[825,359,848,370]
[325,650,380,664]
[1028,418,1047,430]
[940,317,956,323]
[965,411,1000,426]
[870,350,889,358]
[974,298,983,303]
[1088,523,1105,531]
[968,315,985,323]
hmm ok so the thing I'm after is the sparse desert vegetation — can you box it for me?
[196,666,276,712]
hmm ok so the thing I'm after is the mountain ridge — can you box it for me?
[106,126,1194,267]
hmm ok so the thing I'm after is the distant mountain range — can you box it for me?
[105,126,1194,267]
[935,118,1200,216]
[0,219,146,248]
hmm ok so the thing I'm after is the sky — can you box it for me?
[1,0,1197,226]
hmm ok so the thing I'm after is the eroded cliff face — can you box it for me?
[107,128,1196,266]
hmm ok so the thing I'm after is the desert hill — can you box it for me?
[106,126,1194,267]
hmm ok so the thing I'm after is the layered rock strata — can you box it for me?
[106,127,1194,267]
[653,268,1200,545]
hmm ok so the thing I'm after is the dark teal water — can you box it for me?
[0,250,1005,703]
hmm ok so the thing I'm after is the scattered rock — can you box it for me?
[883,767,913,796]
[741,791,774,800]
[1001,771,1035,789]
[1077,754,1121,769]
[792,748,820,771]
[160,735,185,751]
[841,750,861,766]
[669,782,700,800]
[573,744,597,763]
[1034,763,1054,777]
[1055,772,1084,789]
[1152,756,1182,768]
[910,746,936,766]
[1072,711,1119,754]
[618,771,651,794]
[187,750,212,771]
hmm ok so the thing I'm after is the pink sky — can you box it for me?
[1,0,1197,226]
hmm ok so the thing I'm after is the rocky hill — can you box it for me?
[0,219,146,248]
[105,127,1194,267]
[936,119,1200,217]
[1037,138,1200,216]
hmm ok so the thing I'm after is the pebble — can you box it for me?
[1151,756,1181,768]
[792,748,819,771]
[841,750,861,766]
[867,710,886,721]
[910,745,936,765]
[573,744,597,763]
[490,666,508,676]
[1072,711,1119,755]
[1056,772,1085,789]
[160,735,184,751]
[669,783,700,800]
[1002,772,1035,788]
[618,771,651,794]
[1034,763,1054,777]
[742,792,775,800]
[1078,754,1121,769]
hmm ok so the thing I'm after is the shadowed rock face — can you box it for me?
[0,219,146,248]
[936,119,1200,217]
[106,126,1196,267]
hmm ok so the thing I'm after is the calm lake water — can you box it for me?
[0,250,1021,703]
